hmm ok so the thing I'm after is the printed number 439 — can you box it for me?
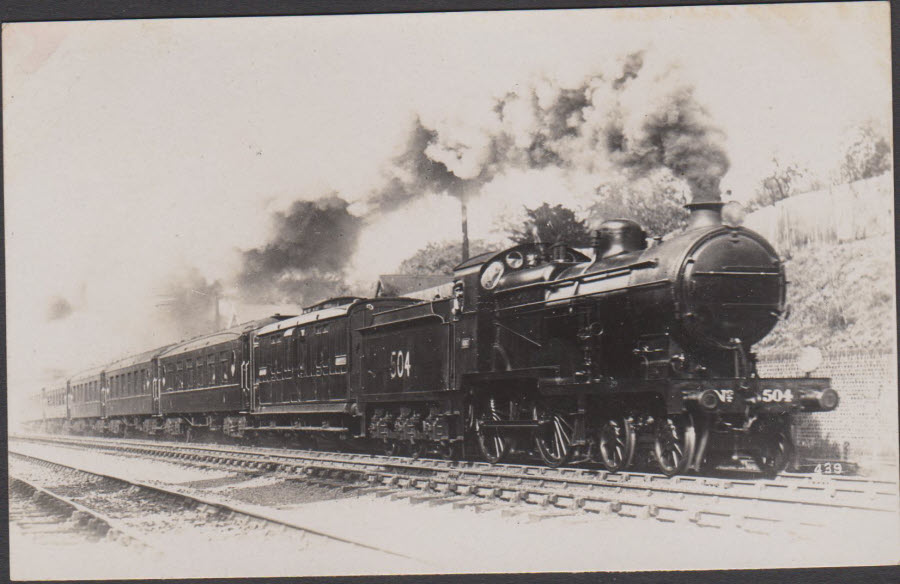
[814,462,844,475]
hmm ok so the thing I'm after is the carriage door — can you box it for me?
[242,335,253,411]
[151,359,162,415]
[100,372,108,419]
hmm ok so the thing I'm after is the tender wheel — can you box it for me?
[439,441,460,461]
[751,419,794,478]
[533,403,572,468]
[476,399,510,464]
[382,440,399,457]
[410,441,428,460]
[598,417,636,473]
[653,414,696,476]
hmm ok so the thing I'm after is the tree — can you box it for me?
[398,239,492,276]
[746,159,805,212]
[838,122,892,184]
[587,172,690,237]
[508,203,592,246]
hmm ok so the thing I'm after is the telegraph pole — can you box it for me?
[460,192,470,262]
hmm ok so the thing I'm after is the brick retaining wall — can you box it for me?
[756,349,898,464]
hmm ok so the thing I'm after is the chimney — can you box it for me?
[684,182,724,230]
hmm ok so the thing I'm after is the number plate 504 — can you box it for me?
[759,388,794,403]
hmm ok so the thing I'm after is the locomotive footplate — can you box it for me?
[537,377,838,415]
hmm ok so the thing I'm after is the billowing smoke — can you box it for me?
[234,50,729,308]
[486,51,729,204]
[235,195,362,304]
[605,86,729,204]
[612,51,644,90]
[46,296,74,321]
[156,266,224,340]
[369,117,509,213]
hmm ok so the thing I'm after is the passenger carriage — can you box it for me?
[155,317,283,439]
[67,365,106,433]
[104,346,171,436]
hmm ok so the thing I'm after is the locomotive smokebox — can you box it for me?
[684,178,725,230]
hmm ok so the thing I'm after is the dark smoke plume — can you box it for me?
[46,296,74,321]
[369,118,508,213]
[234,50,729,309]
[605,87,729,204]
[236,195,363,304]
[613,51,644,90]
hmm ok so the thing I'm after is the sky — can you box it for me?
[3,3,892,407]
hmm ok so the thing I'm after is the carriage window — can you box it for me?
[273,338,281,374]
[206,354,215,384]
[287,338,297,374]
[296,335,305,375]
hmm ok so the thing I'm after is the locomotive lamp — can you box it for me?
[797,346,824,376]
[721,201,747,227]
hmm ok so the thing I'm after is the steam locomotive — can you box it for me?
[29,200,838,477]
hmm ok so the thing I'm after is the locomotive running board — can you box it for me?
[463,366,560,384]
[251,402,352,415]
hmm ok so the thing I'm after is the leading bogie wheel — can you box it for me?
[533,403,572,468]
[751,419,794,478]
[598,417,636,473]
[653,414,696,476]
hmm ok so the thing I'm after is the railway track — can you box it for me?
[8,447,429,569]
[14,432,898,536]
[9,473,153,549]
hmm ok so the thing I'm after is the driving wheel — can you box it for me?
[598,417,636,473]
[751,418,794,478]
[533,403,572,468]
[653,414,696,476]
